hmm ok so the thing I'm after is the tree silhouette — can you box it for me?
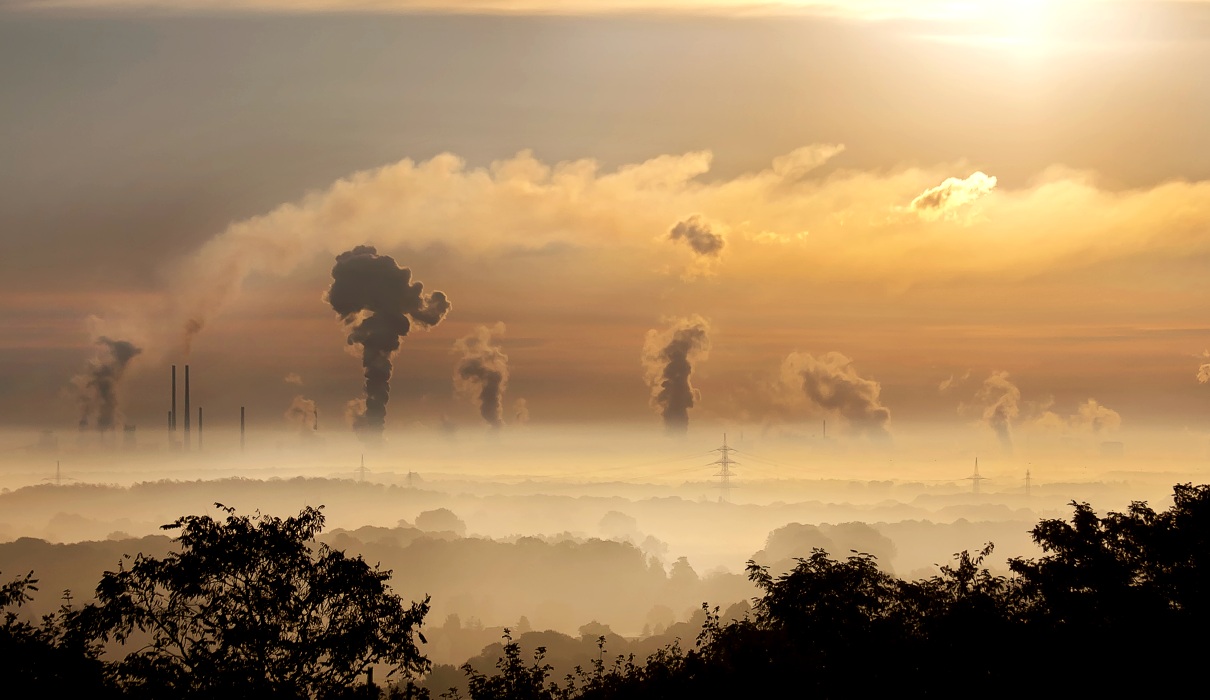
[85,504,430,699]
[1,570,112,696]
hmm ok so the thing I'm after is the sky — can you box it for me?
[3,0,1210,450]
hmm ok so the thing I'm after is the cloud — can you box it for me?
[81,144,1210,361]
[0,1,985,21]
[284,372,304,386]
[453,323,510,428]
[642,316,711,433]
[1199,351,1210,383]
[908,171,997,220]
[779,351,890,440]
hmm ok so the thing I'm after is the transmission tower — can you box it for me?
[1025,468,1032,497]
[965,456,988,495]
[711,434,739,503]
[356,454,370,483]
[43,460,74,487]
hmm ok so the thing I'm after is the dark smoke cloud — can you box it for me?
[668,215,726,257]
[781,352,890,440]
[453,324,509,428]
[976,371,1020,453]
[74,337,142,432]
[327,245,451,442]
[642,316,711,434]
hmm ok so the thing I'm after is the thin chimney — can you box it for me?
[240,406,246,451]
[198,406,203,451]
[171,365,177,432]
[184,365,191,450]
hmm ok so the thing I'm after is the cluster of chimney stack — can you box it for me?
[168,365,245,451]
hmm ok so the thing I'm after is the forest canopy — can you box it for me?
[4,484,1208,698]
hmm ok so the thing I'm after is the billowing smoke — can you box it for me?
[1198,352,1210,384]
[284,395,317,433]
[284,372,304,386]
[1034,397,1122,435]
[1070,398,1122,434]
[327,245,451,442]
[453,324,509,428]
[74,337,142,432]
[642,316,711,433]
[976,371,1020,452]
[668,215,726,257]
[780,352,890,440]
[909,171,997,219]
[513,398,530,425]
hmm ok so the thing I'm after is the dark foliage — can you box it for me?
[462,483,1210,699]
[2,504,430,700]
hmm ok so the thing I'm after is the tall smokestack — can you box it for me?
[240,406,246,451]
[184,365,191,450]
[171,365,177,432]
[198,406,203,451]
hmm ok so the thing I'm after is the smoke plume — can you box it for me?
[1198,351,1210,384]
[284,395,317,433]
[513,398,530,425]
[642,316,711,433]
[453,324,510,428]
[780,352,891,440]
[976,371,1020,453]
[327,245,451,442]
[74,337,142,432]
[668,215,726,257]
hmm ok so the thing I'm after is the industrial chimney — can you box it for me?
[184,365,191,450]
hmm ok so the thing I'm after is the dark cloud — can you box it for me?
[453,324,509,429]
[668,214,726,258]
[782,351,890,440]
[642,316,711,434]
[327,245,451,442]
[73,337,142,432]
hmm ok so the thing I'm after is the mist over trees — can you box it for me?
[3,483,1208,697]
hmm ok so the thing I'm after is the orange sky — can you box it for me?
[2,1,1209,445]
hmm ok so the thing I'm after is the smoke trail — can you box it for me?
[327,245,451,442]
[977,371,1020,453]
[74,337,143,432]
[284,395,317,433]
[453,324,509,428]
[780,351,891,440]
[668,215,726,257]
[642,316,711,433]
